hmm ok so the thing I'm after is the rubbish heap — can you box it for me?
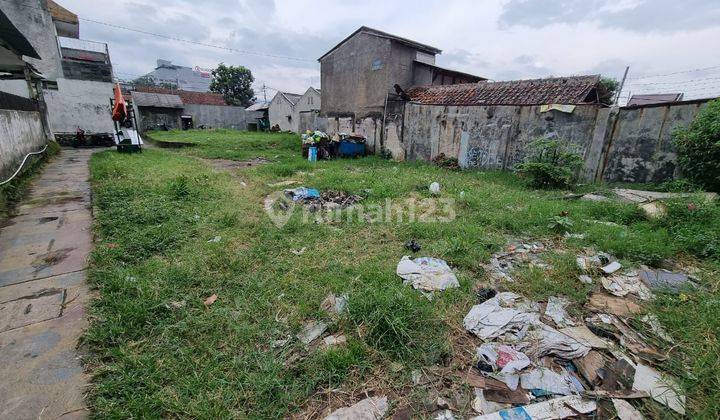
[283,187,363,211]
[483,241,549,283]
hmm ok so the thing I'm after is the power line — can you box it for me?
[3,0,315,63]
[627,65,720,81]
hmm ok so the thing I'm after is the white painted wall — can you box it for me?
[268,93,296,132]
[0,110,47,179]
[43,78,114,134]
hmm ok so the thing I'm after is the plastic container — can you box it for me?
[339,140,366,157]
[308,146,318,162]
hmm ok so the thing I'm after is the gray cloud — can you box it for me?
[499,0,720,33]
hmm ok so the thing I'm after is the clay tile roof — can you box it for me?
[47,0,78,24]
[407,75,602,106]
[132,86,227,106]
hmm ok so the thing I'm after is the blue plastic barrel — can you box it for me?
[308,146,318,162]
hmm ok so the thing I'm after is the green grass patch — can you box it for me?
[87,129,720,418]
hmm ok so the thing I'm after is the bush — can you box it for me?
[515,138,583,189]
[674,99,720,192]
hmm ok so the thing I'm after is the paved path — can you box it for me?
[0,148,95,419]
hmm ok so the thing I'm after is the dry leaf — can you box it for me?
[204,294,218,306]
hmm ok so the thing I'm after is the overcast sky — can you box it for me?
[59,0,720,103]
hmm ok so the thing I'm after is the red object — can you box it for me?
[112,83,127,122]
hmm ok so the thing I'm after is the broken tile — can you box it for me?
[632,364,685,415]
[297,320,327,345]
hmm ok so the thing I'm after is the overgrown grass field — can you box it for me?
[86,129,720,418]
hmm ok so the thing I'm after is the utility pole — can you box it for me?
[615,66,629,105]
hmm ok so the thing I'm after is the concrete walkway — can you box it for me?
[0,149,95,419]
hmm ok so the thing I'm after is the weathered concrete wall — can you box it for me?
[43,78,114,134]
[401,99,715,183]
[403,103,601,173]
[183,104,256,129]
[136,107,182,131]
[320,32,391,117]
[269,95,296,132]
[0,110,47,180]
[599,101,709,183]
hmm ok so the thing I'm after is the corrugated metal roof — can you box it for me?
[319,26,441,61]
[627,93,683,106]
[246,102,270,111]
[407,75,601,106]
[131,91,184,108]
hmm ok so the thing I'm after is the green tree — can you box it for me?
[673,98,720,191]
[598,77,619,105]
[210,63,255,106]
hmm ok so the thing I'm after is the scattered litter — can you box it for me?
[520,323,590,360]
[578,275,593,284]
[585,390,649,399]
[203,294,218,306]
[166,300,186,309]
[433,409,455,420]
[473,395,596,420]
[638,268,693,293]
[601,272,653,300]
[476,288,497,303]
[612,398,644,420]
[477,343,531,390]
[576,252,612,272]
[207,236,221,243]
[463,292,540,340]
[520,367,574,396]
[412,370,423,385]
[559,325,610,349]
[285,187,320,201]
[320,190,363,208]
[404,239,422,253]
[544,296,575,328]
[320,293,348,314]
[239,181,247,187]
[641,314,674,343]
[429,182,441,194]
[297,320,328,345]
[472,389,510,415]
[585,292,642,317]
[564,232,586,239]
[602,261,622,274]
[574,350,606,384]
[484,241,548,283]
[272,338,289,348]
[435,396,450,409]
[396,256,459,292]
[632,364,686,415]
[325,396,388,420]
[290,247,307,255]
[322,334,347,348]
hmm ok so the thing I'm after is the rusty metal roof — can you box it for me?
[319,26,441,61]
[627,93,683,106]
[130,91,184,108]
[407,75,602,106]
[132,86,227,106]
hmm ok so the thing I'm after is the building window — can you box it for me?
[372,59,384,71]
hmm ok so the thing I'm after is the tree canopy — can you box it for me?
[209,63,255,107]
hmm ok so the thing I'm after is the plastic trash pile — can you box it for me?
[283,187,363,211]
[396,256,460,297]
[301,130,330,145]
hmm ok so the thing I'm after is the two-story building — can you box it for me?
[319,26,485,119]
